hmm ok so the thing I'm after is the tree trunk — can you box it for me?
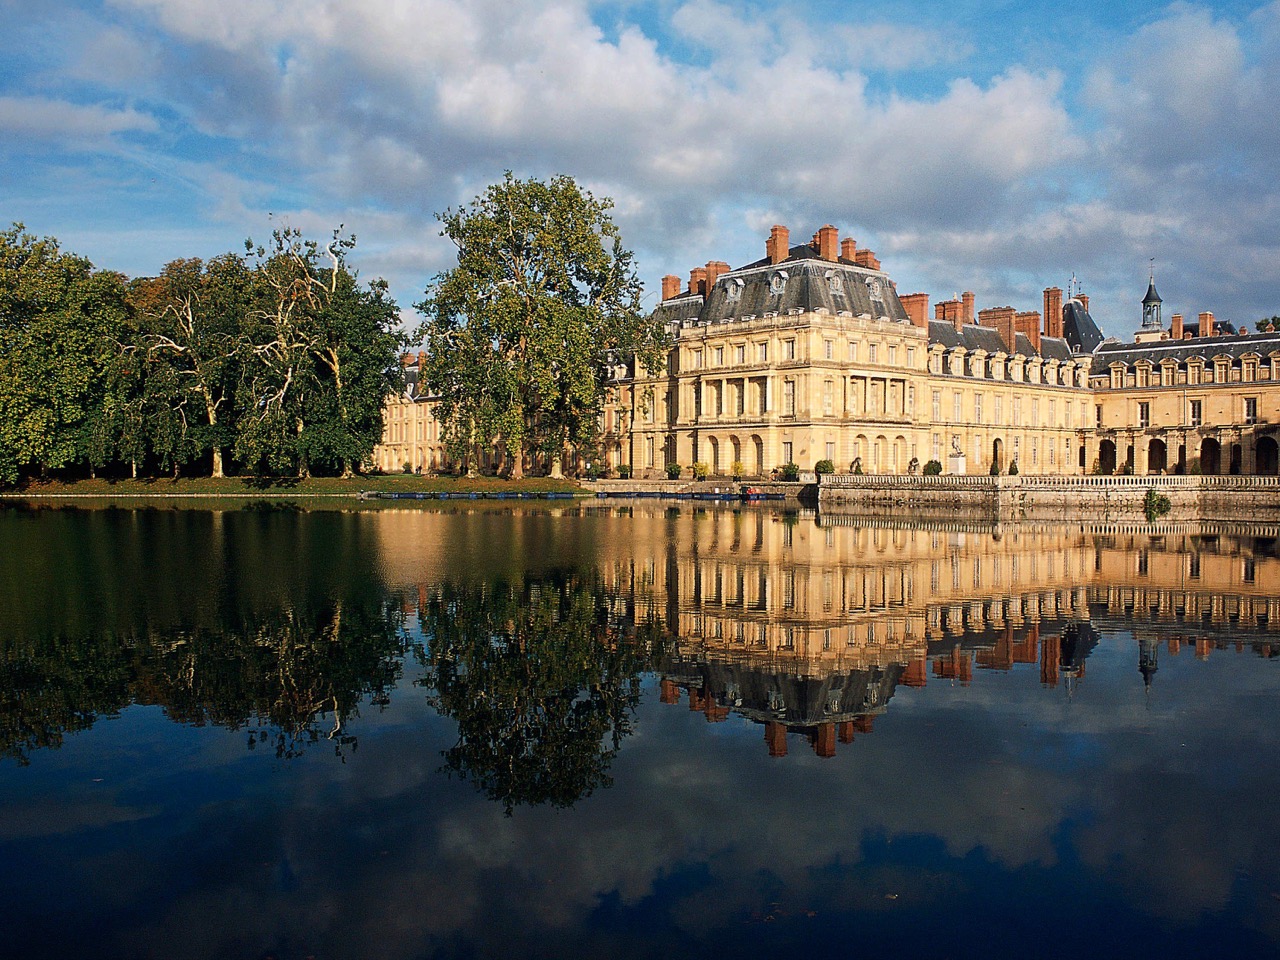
[211,446,224,479]
[509,441,525,480]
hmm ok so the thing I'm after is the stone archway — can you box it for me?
[1257,436,1279,476]
[1200,437,1221,475]
[708,436,720,475]
[1148,438,1167,475]
[1099,439,1117,475]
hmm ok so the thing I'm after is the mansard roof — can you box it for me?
[654,244,910,326]
[927,321,1077,362]
[1094,329,1280,367]
[1063,299,1104,353]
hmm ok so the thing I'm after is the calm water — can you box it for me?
[2,501,1278,960]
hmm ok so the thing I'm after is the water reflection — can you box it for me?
[417,574,661,812]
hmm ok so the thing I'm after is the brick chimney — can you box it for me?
[661,274,681,301]
[1079,294,1090,313]
[841,237,856,261]
[705,260,730,292]
[900,292,930,328]
[816,224,839,261]
[853,248,881,270]
[766,225,789,265]
[1171,313,1184,339]
[936,299,964,332]
[765,720,787,757]
[979,306,1017,353]
[689,266,707,297]
[1043,287,1064,338]
[1200,311,1215,337]
[814,722,836,758]
[1016,310,1042,353]
[962,291,975,324]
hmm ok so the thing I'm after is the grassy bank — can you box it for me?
[7,474,584,498]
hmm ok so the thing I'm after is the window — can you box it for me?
[888,345,898,365]
[868,343,878,363]
[824,339,833,360]
[737,385,745,416]
[783,379,796,416]
[932,433,941,460]
[1048,399,1056,427]
[692,349,703,369]
[782,441,793,463]
[907,346,915,367]
[931,390,942,421]
[714,346,724,366]
[995,396,1004,423]
[759,342,769,362]
[907,385,915,414]
[1138,402,1150,428]
[823,380,834,415]
[975,393,984,424]
[1031,399,1039,425]
[1013,398,1022,426]
[784,339,796,360]
[826,441,835,461]
[952,391,962,421]
[1246,397,1259,424]
[645,437,655,467]
[849,341,858,361]
[735,344,745,364]
[1189,399,1202,426]
[1095,404,1103,428]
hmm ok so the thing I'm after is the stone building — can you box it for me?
[627,223,1094,477]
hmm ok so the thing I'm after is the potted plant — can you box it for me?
[731,460,746,481]
[814,458,835,477]
[665,462,683,480]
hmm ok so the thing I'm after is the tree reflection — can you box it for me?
[418,573,657,813]
[0,597,407,764]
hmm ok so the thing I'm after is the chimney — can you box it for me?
[1016,310,1042,353]
[1200,311,1215,338]
[817,224,839,262]
[705,260,730,292]
[900,292,930,328]
[1043,287,1064,339]
[766,225,789,265]
[936,299,964,332]
[962,291,975,324]
[841,237,856,261]
[689,266,708,297]
[661,274,681,301]
[1171,313,1184,339]
[814,722,837,758]
[765,720,788,757]
[979,306,1017,352]
[853,248,881,270]
[401,352,416,367]
[1080,294,1090,313]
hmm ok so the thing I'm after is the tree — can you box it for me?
[417,173,668,478]
[0,224,129,486]
[237,226,404,477]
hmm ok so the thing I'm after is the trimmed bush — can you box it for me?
[617,463,631,479]
[1008,459,1019,476]
[814,458,835,476]
[780,462,801,482]
[923,459,942,475]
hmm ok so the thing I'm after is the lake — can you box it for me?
[2,501,1278,960]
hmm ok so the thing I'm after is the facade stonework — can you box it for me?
[373,223,1280,478]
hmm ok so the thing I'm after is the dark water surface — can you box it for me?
[2,502,1278,960]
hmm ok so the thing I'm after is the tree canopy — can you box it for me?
[416,173,667,477]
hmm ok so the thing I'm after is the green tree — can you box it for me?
[416,173,667,478]
[0,224,129,485]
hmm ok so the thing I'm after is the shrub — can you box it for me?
[692,461,710,481]
[923,459,943,476]
[1008,459,1019,476]
[1144,487,1172,523]
[402,461,413,474]
[617,463,631,479]
[730,459,746,480]
[780,462,801,482]
[853,462,863,475]
[814,458,835,476]
[989,461,1001,476]
[665,462,683,480]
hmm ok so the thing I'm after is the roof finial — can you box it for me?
[1149,257,1155,285]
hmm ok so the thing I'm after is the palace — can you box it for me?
[373,222,1280,478]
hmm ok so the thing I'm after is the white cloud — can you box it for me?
[0,95,156,143]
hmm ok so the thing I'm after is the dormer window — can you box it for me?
[866,277,885,304]
[826,271,843,297]
[770,271,788,294]
[725,277,744,302]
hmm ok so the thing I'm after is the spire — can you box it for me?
[1141,260,1163,330]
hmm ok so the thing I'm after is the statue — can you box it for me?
[950,435,963,457]
[908,457,919,475]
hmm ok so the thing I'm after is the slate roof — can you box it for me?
[1094,329,1280,367]
[654,244,910,327]
[926,321,1076,362]
[1063,299,1105,353]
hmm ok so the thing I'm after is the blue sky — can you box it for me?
[4,0,1280,338]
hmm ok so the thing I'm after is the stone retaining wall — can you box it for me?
[819,474,1280,521]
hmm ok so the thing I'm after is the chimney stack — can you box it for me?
[816,224,839,261]
[900,292,930,328]
[766,225,790,265]
[1200,311,1215,338]
[705,260,730,292]
[841,237,856,261]
[1171,313,1184,339]
[962,291,975,324]
[1016,310,1042,353]
[689,266,708,297]
[1080,294,1090,313]
[853,248,881,270]
[1043,287,1064,339]
[661,274,681,301]
[979,306,1018,353]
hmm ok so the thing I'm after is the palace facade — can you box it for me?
[373,222,1280,477]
